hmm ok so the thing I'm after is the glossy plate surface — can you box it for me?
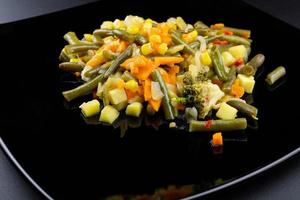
[0,0,299,199]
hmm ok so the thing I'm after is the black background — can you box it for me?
[1,0,300,199]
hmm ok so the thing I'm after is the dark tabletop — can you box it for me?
[1,0,300,199]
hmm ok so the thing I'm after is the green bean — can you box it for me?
[219,35,251,46]
[194,21,209,29]
[62,73,104,102]
[134,34,148,45]
[189,118,247,132]
[64,44,99,54]
[237,64,255,76]
[63,32,81,45]
[104,45,133,78]
[166,44,185,55]
[59,49,70,62]
[59,62,84,72]
[170,30,195,55]
[102,50,117,60]
[244,54,265,75]
[227,100,258,119]
[265,66,286,85]
[84,61,112,77]
[121,70,137,82]
[93,29,135,43]
[189,41,200,49]
[102,84,110,106]
[205,35,223,43]
[211,46,228,81]
[222,27,251,38]
[92,34,103,45]
[151,69,175,120]
[222,68,236,93]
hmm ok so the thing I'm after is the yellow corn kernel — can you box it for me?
[158,43,168,55]
[70,58,81,63]
[125,80,139,91]
[143,19,153,31]
[189,30,198,40]
[101,21,114,29]
[127,25,139,34]
[141,43,154,55]
[84,34,94,42]
[200,51,212,66]
[149,34,162,44]
[113,19,126,30]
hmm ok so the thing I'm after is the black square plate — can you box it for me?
[0,0,300,199]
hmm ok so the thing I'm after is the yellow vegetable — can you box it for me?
[176,17,187,30]
[101,21,114,29]
[70,58,81,63]
[125,80,139,91]
[143,19,153,31]
[158,43,168,55]
[113,19,126,30]
[108,88,128,105]
[166,18,177,30]
[126,102,143,117]
[237,74,255,94]
[200,51,212,66]
[99,105,119,124]
[113,101,128,111]
[149,34,162,43]
[228,45,247,59]
[84,34,94,42]
[79,99,100,117]
[127,24,139,34]
[216,102,238,120]
[221,51,236,66]
[141,43,154,55]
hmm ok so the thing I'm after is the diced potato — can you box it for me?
[108,88,127,105]
[221,51,236,66]
[237,74,255,94]
[101,21,114,29]
[79,99,100,117]
[125,80,139,91]
[200,51,212,66]
[126,102,143,117]
[216,102,238,120]
[99,105,119,124]
[228,45,247,59]
[106,77,125,89]
[113,101,128,111]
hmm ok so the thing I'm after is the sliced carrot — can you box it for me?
[167,65,180,84]
[143,79,152,101]
[211,23,224,30]
[86,51,106,68]
[213,39,229,45]
[149,98,162,112]
[212,132,223,146]
[157,68,170,83]
[222,29,234,35]
[230,79,244,98]
[116,40,128,53]
[154,56,184,65]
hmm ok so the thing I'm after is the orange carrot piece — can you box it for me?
[144,79,152,101]
[230,79,244,98]
[149,98,162,112]
[154,56,184,65]
[212,132,223,146]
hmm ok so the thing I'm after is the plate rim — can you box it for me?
[1,135,300,200]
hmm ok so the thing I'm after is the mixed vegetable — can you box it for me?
[59,16,286,146]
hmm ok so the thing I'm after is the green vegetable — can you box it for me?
[244,54,265,75]
[84,61,112,78]
[166,44,185,55]
[265,66,286,85]
[170,30,195,55]
[62,73,104,102]
[134,34,148,45]
[211,46,229,81]
[104,45,133,78]
[93,29,135,43]
[227,100,258,119]
[189,118,247,132]
[222,68,236,93]
[63,31,81,45]
[219,35,251,46]
[59,62,84,72]
[102,50,117,60]
[151,69,175,120]
[64,44,99,54]
[222,27,251,38]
